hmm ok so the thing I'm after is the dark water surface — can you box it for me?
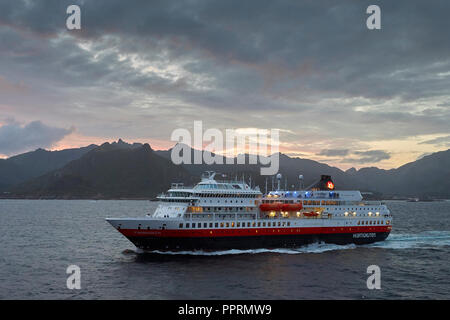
[0,200,449,299]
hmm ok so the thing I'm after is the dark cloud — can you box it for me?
[0,0,449,162]
[347,150,391,163]
[318,149,350,157]
[419,135,450,147]
[0,119,74,156]
[318,148,391,164]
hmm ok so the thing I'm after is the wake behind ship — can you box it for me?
[106,172,392,251]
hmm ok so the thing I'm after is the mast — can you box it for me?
[276,173,281,191]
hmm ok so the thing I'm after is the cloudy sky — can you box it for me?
[0,0,449,169]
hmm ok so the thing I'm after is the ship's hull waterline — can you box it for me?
[118,229,391,251]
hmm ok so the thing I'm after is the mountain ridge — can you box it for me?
[1,140,449,199]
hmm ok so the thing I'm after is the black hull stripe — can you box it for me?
[126,232,390,251]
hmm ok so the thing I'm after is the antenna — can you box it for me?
[265,177,268,194]
[276,173,282,191]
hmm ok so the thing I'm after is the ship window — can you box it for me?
[287,222,290,226]
[179,223,183,228]
[186,223,190,228]
[192,223,196,228]
[257,222,261,227]
[237,222,240,227]
[226,223,229,227]
[204,223,207,228]
[220,222,224,228]
[252,222,256,227]
[231,222,235,227]
[278,222,281,226]
[247,222,251,227]
[263,222,266,227]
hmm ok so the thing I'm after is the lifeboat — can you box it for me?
[303,211,319,217]
[259,202,283,211]
[281,203,303,211]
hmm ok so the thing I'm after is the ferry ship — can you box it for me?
[106,172,392,251]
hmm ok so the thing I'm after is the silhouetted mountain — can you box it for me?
[0,144,97,191]
[348,149,450,198]
[158,145,450,198]
[11,141,193,198]
[156,145,359,191]
[3,141,450,199]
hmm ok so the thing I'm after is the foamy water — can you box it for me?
[368,231,450,249]
[145,242,357,255]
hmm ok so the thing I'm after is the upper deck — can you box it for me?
[157,171,262,201]
[265,190,362,202]
[150,172,390,221]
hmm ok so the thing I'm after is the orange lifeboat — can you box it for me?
[281,203,303,211]
[259,203,283,211]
